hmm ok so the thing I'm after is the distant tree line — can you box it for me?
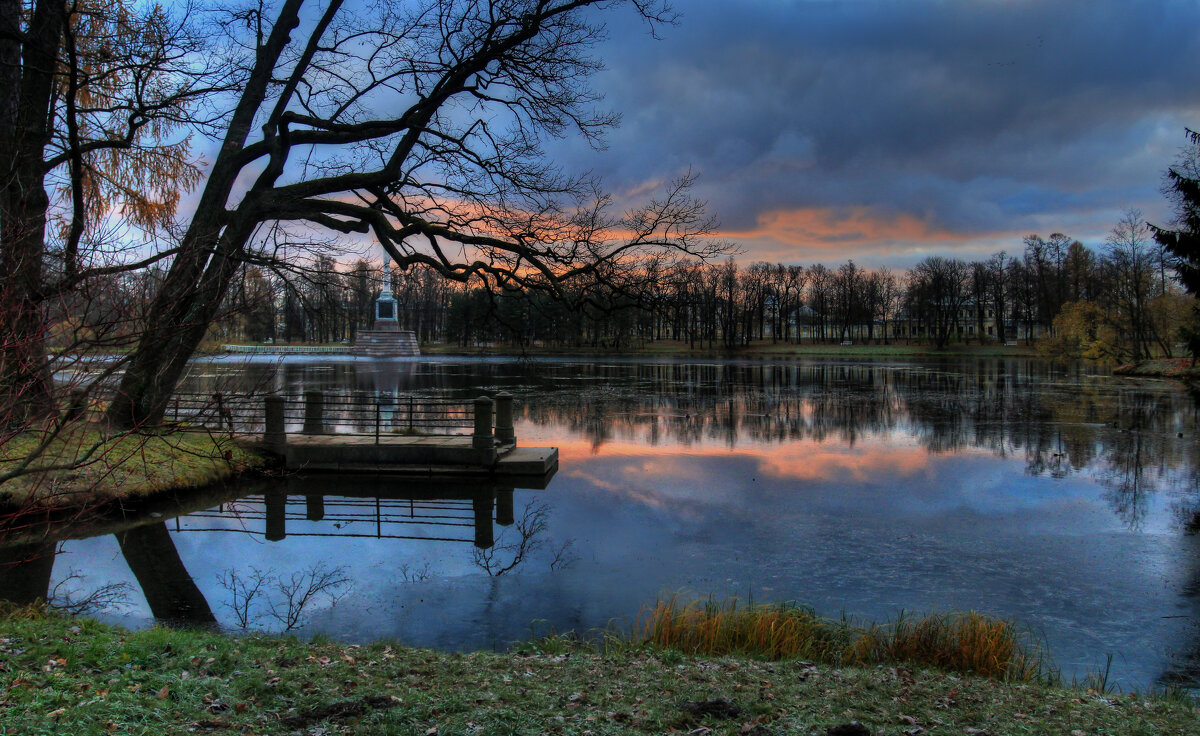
[194,208,1189,361]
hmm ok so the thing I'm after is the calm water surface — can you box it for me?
[5,357,1200,690]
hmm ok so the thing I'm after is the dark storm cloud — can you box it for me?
[555,0,1200,262]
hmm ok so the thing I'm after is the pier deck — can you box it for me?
[280,433,558,478]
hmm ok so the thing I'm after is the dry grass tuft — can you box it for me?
[637,596,1044,681]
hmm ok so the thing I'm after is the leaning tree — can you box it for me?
[106,0,725,429]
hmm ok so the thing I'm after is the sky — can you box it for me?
[539,0,1200,268]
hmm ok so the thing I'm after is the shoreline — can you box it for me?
[204,340,1044,360]
[2,607,1196,734]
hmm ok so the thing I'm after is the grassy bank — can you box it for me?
[1,605,1196,735]
[1,424,267,510]
[420,340,1040,360]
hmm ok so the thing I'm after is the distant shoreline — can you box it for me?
[1113,357,1200,379]
[409,340,1043,360]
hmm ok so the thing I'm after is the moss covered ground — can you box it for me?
[0,424,266,510]
[0,607,1196,735]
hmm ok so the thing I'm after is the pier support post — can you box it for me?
[472,493,495,549]
[494,392,515,445]
[472,396,495,463]
[302,390,325,434]
[305,495,325,522]
[265,489,287,542]
[264,395,286,455]
[495,489,514,526]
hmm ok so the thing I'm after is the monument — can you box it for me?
[352,253,420,357]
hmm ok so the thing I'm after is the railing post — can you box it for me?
[375,401,381,444]
[494,391,515,445]
[264,395,287,455]
[472,396,494,461]
[302,390,325,434]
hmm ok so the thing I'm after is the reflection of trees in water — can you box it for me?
[215,564,352,631]
[0,542,132,614]
[177,357,1200,529]
[519,363,907,450]
[116,523,216,625]
[470,500,576,576]
[0,527,213,623]
[1,524,352,633]
[505,361,1199,526]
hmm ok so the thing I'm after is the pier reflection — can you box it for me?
[0,470,557,628]
[187,475,537,550]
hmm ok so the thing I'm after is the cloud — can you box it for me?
[720,206,970,250]
[550,0,1200,265]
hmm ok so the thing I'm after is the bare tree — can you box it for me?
[1105,208,1155,360]
[107,0,724,429]
[908,256,968,349]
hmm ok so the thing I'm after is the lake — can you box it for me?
[4,356,1199,690]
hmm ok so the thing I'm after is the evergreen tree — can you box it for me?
[1150,128,1200,358]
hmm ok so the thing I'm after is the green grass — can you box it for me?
[1,604,1196,735]
[0,421,266,509]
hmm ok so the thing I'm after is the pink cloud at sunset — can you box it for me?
[720,207,969,250]
[553,435,959,486]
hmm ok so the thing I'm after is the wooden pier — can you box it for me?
[260,391,558,478]
[282,434,558,478]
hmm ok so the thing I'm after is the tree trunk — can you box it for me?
[106,223,250,428]
[105,0,306,429]
[0,0,68,422]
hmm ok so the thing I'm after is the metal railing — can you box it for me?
[162,390,515,447]
[288,391,475,439]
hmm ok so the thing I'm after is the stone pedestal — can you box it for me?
[357,257,419,356]
[353,323,420,357]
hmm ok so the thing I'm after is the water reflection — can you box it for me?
[190,477,530,549]
[0,472,558,631]
[7,357,1200,689]
[179,360,1198,518]
[117,523,216,625]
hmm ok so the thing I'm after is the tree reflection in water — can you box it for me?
[0,474,560,633]
[215,564,352,631]
[471,501,577,576]
[4,358,1200,686]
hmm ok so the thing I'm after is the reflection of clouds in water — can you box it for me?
[560,438,1154,537]
[65,357,1197,688]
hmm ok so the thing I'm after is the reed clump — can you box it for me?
[636,596,1044,681]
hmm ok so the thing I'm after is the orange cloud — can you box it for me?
[551,436,954,485]
[719,206,970,249]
